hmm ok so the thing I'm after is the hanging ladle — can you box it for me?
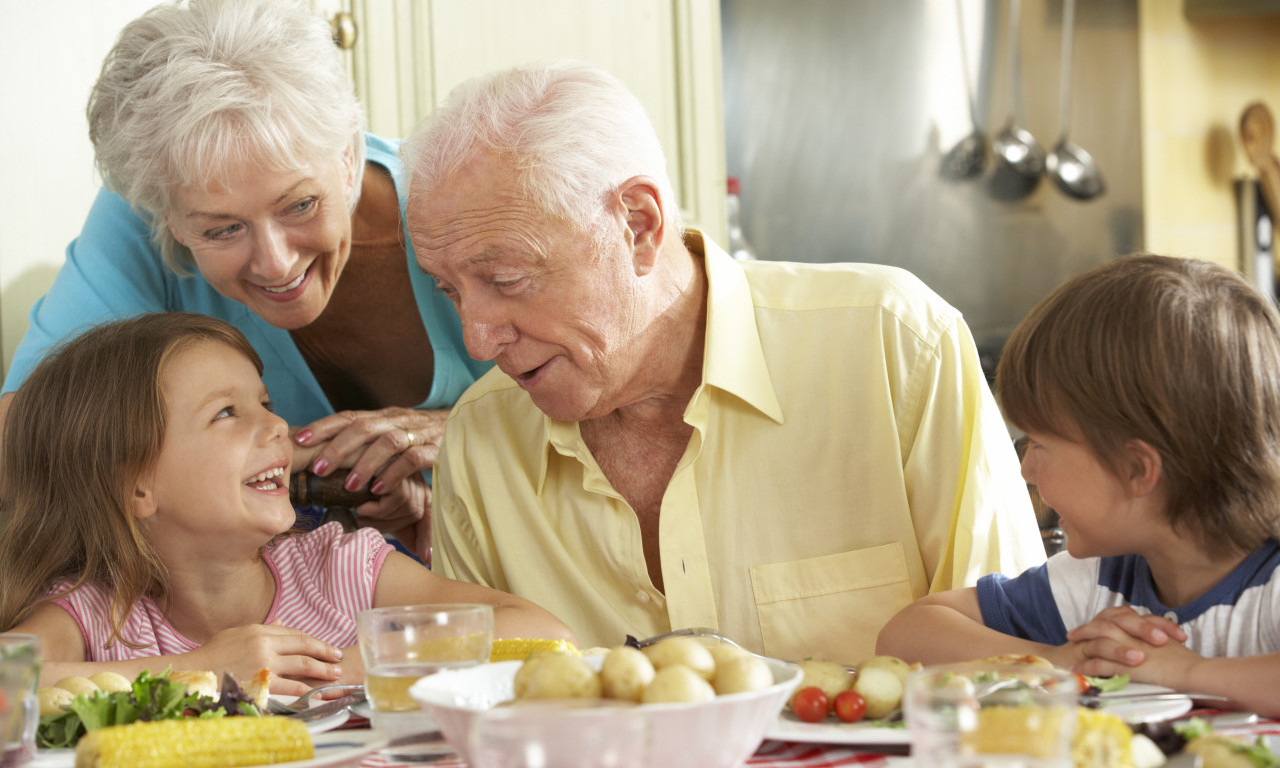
[940,0,987,179]
[990,0,1045,200]
[1045,0,1105,200]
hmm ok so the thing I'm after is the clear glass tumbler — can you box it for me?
[0,634,40,768]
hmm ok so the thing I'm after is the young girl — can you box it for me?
[877,255,1280,718]
[0,313,575,696]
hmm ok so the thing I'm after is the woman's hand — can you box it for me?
[183,622,344,698]
[353,472,433,563]
[294,406,447,492]
[292,407,444,558]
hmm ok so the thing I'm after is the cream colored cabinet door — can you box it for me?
[311,0,727,242]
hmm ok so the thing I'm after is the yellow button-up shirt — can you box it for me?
[433,232,1045,664]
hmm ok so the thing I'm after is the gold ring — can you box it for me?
[405,430,416,448]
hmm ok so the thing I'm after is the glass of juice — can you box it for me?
[357,604,493,757]
[0,634,40,768]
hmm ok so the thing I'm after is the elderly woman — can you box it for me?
[0,0,486,560]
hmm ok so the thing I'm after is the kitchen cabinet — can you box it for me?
[309,0,729,244]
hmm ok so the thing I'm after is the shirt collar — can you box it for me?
[691,230,783,423]
[537,229,784,492]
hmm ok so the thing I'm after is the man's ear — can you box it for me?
[616,176,664,275]
[1124,438,1163,498]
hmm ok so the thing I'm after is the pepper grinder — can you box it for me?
[289,470,379,508]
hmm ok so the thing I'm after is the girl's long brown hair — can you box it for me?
[0,313,262,644]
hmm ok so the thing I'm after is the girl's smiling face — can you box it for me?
[140,339,295,550]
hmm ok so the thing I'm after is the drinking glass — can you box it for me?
[468,701,650,768]
[905,662,1077,768]
[357,604,493,758]
[0,635,40,768]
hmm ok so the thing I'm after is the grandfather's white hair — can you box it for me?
[87,0,366,273]
[401,59,683,239]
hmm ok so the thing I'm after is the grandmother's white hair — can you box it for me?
[88,0,366,273]
[401,59,683,242]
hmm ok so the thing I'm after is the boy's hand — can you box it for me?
[1065,606,1187,671]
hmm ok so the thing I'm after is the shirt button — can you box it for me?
[1164,611,1177,622]
[637,592,650,604]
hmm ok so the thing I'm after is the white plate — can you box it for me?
[764,712,910,746]
[1094,683,1193,724]
[269,695,353,734]
[30,728,385,768]
[763,684,1194,746]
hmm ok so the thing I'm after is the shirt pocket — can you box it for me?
[749,542,914,665]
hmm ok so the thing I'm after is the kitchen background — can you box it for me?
[3,0,1280,375]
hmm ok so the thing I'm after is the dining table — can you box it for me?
[343,705,1280,768]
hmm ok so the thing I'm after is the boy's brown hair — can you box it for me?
[0,313,263,640]
[997,254,1280,556]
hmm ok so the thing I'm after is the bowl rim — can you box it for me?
[410,655,802,714]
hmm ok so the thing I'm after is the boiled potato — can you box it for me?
[641,665,716,704]
[851,666,903,720]
[53,676,99,697]
[88,671,133,693]
[712,655,772,696]
[37,686,75,716]
[707,643,749,669]
[513,652,602,700]
[599,646,655,702]
[791,659,852,708]
[642,637,715,680]
[856,655,916,687]
[1183,735,1261,768]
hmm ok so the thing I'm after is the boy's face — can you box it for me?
[143,340,295,554]
[1019,427,1156,558]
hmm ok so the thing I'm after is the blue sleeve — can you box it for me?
[4,189,174,394]
[976,564,1071,645]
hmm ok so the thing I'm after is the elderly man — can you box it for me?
[403,60,1045,664]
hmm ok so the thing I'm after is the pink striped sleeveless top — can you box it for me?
[47,522,392,660]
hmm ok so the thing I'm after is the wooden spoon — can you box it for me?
[1240,102,1280,288]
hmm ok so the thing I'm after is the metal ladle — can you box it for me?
[1046,0,1105,200]
[940,0,986,180]
[989,0,1045,200]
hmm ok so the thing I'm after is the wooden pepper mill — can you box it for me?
[288,471,379,508]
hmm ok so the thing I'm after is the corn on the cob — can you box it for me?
[489,637,579,662]
[1072,706,1134,768]
[73,716,313,768]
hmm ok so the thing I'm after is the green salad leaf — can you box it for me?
[1084,673,1130,693]
[35,669,261,749]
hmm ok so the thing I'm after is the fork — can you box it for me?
[265,683,365,715]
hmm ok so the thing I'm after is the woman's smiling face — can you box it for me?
[167,151,356,330]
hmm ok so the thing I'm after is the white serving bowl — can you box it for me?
[410,654,801,768]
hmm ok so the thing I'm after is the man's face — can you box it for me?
[409,152,648,421]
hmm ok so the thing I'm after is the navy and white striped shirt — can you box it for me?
[977,539,1280,656]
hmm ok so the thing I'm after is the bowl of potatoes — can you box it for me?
[410,636,801,768]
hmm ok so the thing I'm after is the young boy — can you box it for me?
[877,255,1280,717]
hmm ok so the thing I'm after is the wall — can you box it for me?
[1139,0,1280,269]
[721,0,1143,346]
[0,0,160,378]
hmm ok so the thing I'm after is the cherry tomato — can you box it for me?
[791,686,830,723]
[1074,673,1091,693]
[833,690,867,723]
